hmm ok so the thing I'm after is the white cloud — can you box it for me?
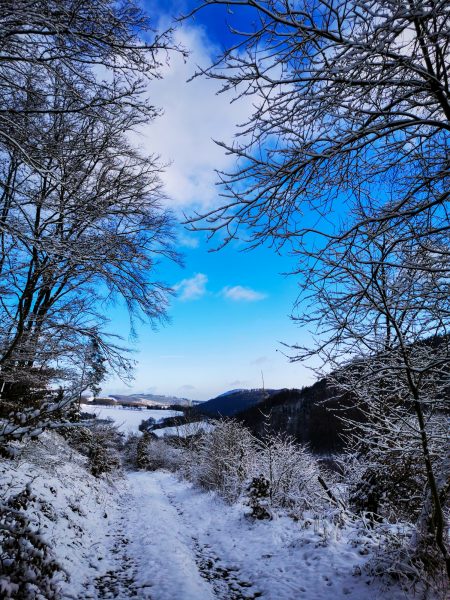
[175,273,208,300]
[177,231,200,249]
[134,23,253,210]
[221,285,267,302]
[228,380,249,388]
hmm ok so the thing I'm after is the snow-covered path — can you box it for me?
[90,471,262,600]
[3,434,437,600]
[82,470,414,600]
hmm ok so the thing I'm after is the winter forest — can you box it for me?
[0,1,449,599]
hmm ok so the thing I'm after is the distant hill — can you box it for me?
[235,381,363,454]
[215,388,246,398]
[196,389,280,417]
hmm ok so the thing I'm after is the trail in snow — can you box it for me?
[159,476,262,599]
[82,470,415,600]
[88,471,261,600]
[93,497,142,599]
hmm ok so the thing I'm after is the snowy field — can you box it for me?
[81,404,182,434]
[152,420,215,438]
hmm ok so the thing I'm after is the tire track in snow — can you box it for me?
[83,470,263,599]
[91,490,152,599]
[158,476,263,600]
[96,471,216,600]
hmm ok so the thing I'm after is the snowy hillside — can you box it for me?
[1,432,441,600]
[81,404,182,434]
[0,432,119,598]
[107,393,198,407]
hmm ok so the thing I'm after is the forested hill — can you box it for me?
[193,383,363,454]
[234,381,363,454]
[196,389,280,417]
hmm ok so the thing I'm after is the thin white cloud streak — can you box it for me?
[174,272,208,300]
[228,380,249,388]
[221,285,267,302]
[251,356,270,365]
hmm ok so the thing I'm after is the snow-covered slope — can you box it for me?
[81,405,182,434]
[152,421,215,439]
[107,393,198,407]
[0,432,120,599]
[1,433,445,599]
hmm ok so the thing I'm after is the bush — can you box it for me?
[348,452,425,523]
[0,484,65,599]
[122,433,140,467]
[135,434,183,472]
[246,475,272,520]
[138,417,156,433]
[136,433,152,469]
[60,420,123,477]
[191,420,258,502]
[180,421,326,516]
[255,433,323,518]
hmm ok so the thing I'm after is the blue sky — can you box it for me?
[102,1,314,400]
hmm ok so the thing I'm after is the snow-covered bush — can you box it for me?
[88,439,121,478]
[190,420,258,502]
[254,434,325,519]
[0,394,76,453]
[136,433,153,469]
[246,474,272,520]
[61,420,123,477]
[181,421,329,516]
[139,417,156,433]
[123,432,141,467]
[356,522,450,598]
[136,434,184,472]
[349,458,423,523]
[0,483,65,599]
[337,450,449,590]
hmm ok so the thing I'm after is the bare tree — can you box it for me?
[186,0,450,250]
[0,65,178,409]
[0,0,183,157]
[291,211,450,576]
[184,1,450,578]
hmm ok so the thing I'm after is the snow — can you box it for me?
[216,389,246,397]
[152,420,215,438]
[1,433,445,599]
[0,431,120,599]
[82,471,426,600]
[81,404,182,434]
[87,471,216,599]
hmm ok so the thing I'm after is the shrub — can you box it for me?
[122,433,140,467]
[348,452,425,523]
[138,417,156,433]
[255,433,323,518]
[246,475,272,520]
[0,484,65,599]
[60,420,123,477]
[191,420,258,502]
[135,434,183,471]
